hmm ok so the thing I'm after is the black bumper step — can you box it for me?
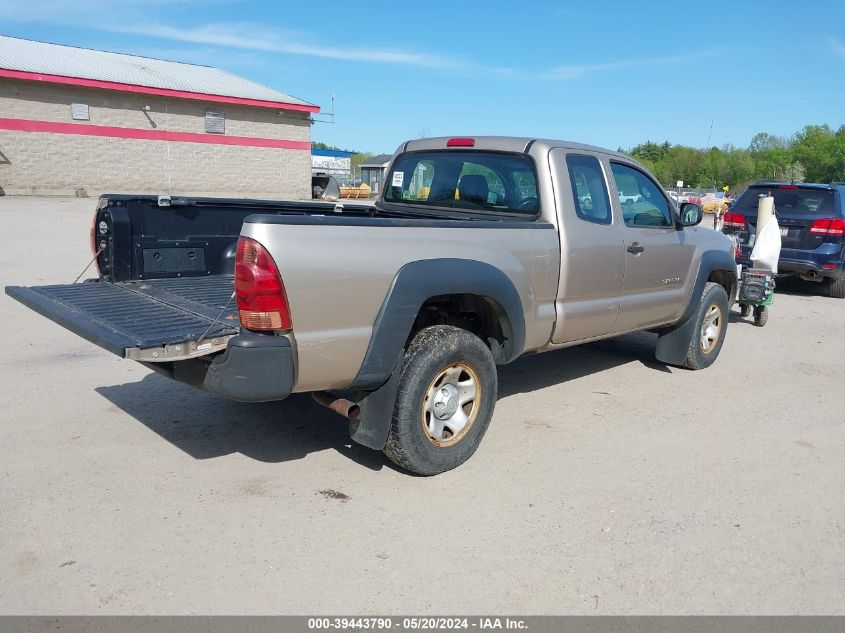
[5,276,238,357]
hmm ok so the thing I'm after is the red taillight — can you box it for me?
[235,237,291,331]
[809,218,845,236]
[822,263,838,270]
[723,212,747,228]
[777,184,799,189]
[447,137,475,147]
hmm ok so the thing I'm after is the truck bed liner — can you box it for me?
[5,275,238,357]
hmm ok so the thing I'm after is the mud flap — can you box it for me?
[654,315,696,366]
[348,352,403,450]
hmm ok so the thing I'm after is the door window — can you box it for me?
[611,163,674,228]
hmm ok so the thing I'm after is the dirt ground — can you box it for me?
[0,197,843,615]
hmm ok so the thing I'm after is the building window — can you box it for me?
[70,103,89,121]
[204,110,225,134]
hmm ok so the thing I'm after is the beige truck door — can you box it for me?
[549,149,625,344]
[607,161,694,331]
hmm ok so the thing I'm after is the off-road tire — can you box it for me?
[828,276,845,299]
[753,305,769,327]
[383,325,497,476]
[683,282,729,370]
[740,304,752,318]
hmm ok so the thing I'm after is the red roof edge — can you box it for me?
[0,68,320,113]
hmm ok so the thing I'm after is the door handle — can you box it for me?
[627,244,645,254]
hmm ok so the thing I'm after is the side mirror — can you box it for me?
[680,202,702,227]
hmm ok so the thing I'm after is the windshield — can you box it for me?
[734,187,835,216]
[383,151,539,216]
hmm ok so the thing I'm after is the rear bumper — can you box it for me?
[777,259,843,279]
[143,332,294,402]
[736,254,843,279]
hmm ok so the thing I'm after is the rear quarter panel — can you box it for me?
[242,219,560,391]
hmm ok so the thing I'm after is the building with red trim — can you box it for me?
[0,35,320,198]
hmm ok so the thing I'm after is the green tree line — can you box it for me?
[623,124,845,191]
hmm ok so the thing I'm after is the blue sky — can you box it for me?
[2,0,844,154]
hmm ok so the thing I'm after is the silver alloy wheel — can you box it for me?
[421,363,481,447]
[700,303,723,354]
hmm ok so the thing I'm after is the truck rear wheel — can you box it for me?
[683,282,729,370]
[383,325,497,475]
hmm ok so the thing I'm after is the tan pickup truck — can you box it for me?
[6,136,737,475]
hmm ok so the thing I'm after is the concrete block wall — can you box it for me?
[0,78,313,198]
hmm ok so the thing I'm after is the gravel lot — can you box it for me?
[1,197,843,615]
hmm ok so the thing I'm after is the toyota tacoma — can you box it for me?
[6,136,737,475]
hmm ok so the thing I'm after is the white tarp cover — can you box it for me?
[750,217,782,273]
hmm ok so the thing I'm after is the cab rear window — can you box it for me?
[734,187,835,215]
[384,151,539,216]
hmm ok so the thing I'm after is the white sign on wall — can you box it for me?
[312,155,351,179]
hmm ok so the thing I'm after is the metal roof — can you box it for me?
[360,154,393,167]
[312,148,355,158]
[0,34,316,108]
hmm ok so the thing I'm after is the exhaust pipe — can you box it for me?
[312,391,360,420]
[806,270,818,279]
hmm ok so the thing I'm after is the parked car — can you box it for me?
[6,136,737,475]
[722,182,845,298]
[667,190,690,204]
[618,191,641,205]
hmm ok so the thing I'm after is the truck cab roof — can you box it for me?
[398,136,630,161]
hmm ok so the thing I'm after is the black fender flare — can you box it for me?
[655,250,738,366]
[348,258,526,392]
[344,258,525,451]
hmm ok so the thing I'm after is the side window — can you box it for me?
[566,154,611,225]
[610,163,673,228]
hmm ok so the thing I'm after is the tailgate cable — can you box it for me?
[196,291,236,345]
[73,245,106,284]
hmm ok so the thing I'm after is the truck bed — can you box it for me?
[6,275,238,358]
[6,194,379,361]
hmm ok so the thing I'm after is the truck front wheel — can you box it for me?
[383,325,497,475]
[683,281,729,370]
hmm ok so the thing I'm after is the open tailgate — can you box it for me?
[5,275,239,359]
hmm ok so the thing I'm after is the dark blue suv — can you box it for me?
[722,182,845,298]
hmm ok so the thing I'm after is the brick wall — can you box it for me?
[0,78,313,198]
